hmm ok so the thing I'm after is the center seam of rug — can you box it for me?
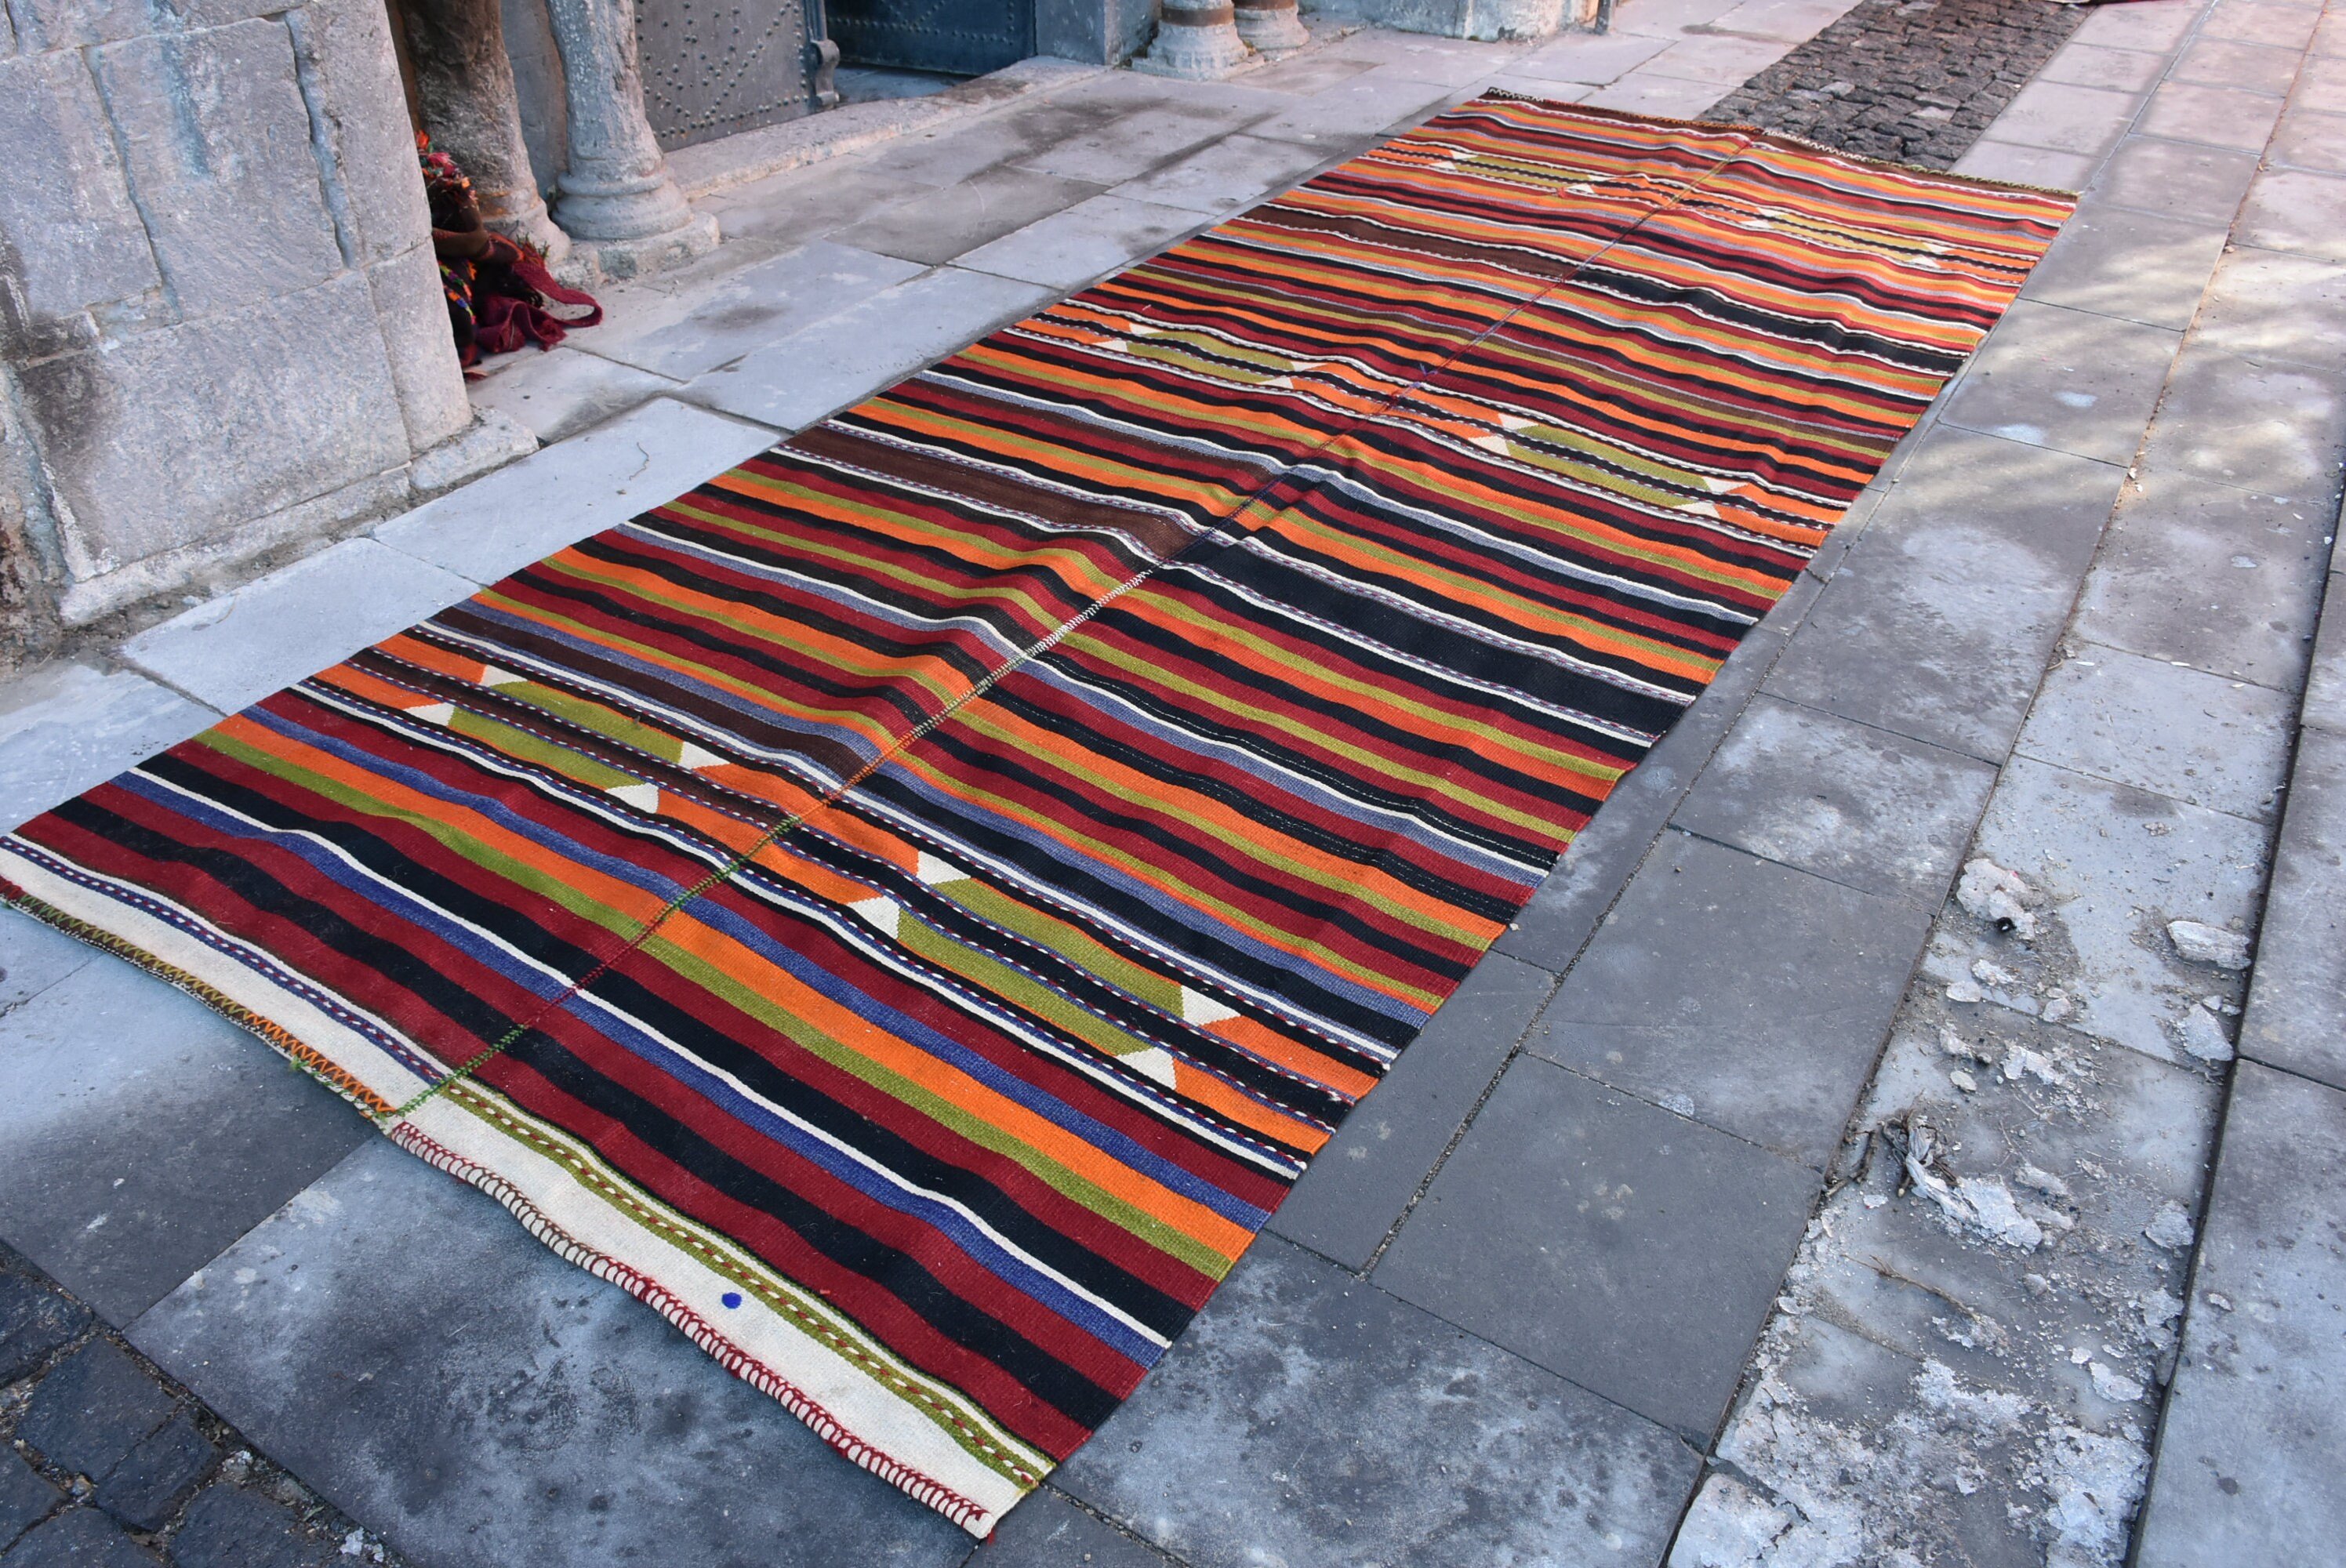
[383,115,1756,1125]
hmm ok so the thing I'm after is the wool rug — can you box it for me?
[0,97,2070,1534]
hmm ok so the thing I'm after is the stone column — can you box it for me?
[541,0,718,278]
[401,0,569,262]
[1133,0,1251,78]
[1233,0,1306,53]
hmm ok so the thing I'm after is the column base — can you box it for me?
[560,209,721,284]
[1134,21,1255,78]
[1234,5,1309,53]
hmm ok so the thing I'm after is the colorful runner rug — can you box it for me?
[1,98,2068,1533]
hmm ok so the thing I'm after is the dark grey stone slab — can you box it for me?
[2014,645,2296,823]
[167,1486,332,1568]
[0,907,95,1016]
[2089,135,2261,224]
[128,1142,971,1568]
[2070,466,2333,691]
[1939,299,2181,466]
[1524,831,1935,1169]
[1821,1003,2217,1426]
[0,957,372,1327]
[1267,953,1555,1271]
[0,665,214,836]
[2018,201,2232,332]
[1672,695,1997,905]
[2237,167,2346,266]
[16,1341,172,1481]
[697,158,942,248]
[0,1267,92,1385]
[2187,245,2346,377]
[579,241,926,383]
[2136,1062,2346,1567]
[91,1412,213,1531]
[2307,572,2346,738]
[1494,625,1788,973]
[1765,426,2123,761]
[834,166,1108,265]
[1057,1234,1699,1568]
[1941,753,2271,1068]
[862,95,1132,186]
[2133,347,2346,510]
[0,1451,64,1554]
[967,1490,1173,1567]
[2240,726,2346,1090]
[0,1508,157,1567]
[1375,1057,1816,1440]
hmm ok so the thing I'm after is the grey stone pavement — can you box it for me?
[4,1,2344,1563]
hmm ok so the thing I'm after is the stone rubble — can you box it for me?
[1672,761,2234,1566]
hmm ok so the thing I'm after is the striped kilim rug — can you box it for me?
[1,98,2068,1533]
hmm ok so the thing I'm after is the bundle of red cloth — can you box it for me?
[419,133,602,371]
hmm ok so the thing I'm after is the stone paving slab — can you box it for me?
[465,347,684,446]
[1507,32,1672,83]
[371,397,780,585]
[1242,68,1458,143]
[1671,694,1999,906]
[967,1490,1171,1567]
[0,911,92,1024]
[956,194,1208,291]
[1493,621,1791,976]
[1927,753,2271,1068]
[1055,1234,1701,1568]
[2185,248,2346,375]
[0,951,372,1326]
[1523,830,1935,1170]
[1017,103,1273,185]
[1266,951,1556,1271]
[2268,102,2346,170]
[2132,346,2346,506]
[1375,1056,1816,1439]
[2039,38,2175,93]
[2138,78,2286,147]
[2085,134,2261,224]
[0,665,214,835]
[834,165,1110,264]
[576,240,926,382]
[2013,645,2295,824]
[692,157,942,249]
[686,269,1055,432]
[117,541,474,717]
[2070,468,2333,691]
[1839,1003,2219,1425]
[1106,132,1335,215]
[2135,1062,2346,1565]
[2237,726,2346,1088]
[1940,299,2182,467]
[128,1141,969,1568]
[2306,569,2346,732]
[2017,201,2232,332]
[1764,425,2123,763]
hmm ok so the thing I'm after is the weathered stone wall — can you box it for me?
[0,0,471,657]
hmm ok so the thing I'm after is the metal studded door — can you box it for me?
[637,0,835,151]
[824,0,1033,74]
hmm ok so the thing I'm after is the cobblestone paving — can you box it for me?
[1705,0,2093,167]
[0,1244,404,1567]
